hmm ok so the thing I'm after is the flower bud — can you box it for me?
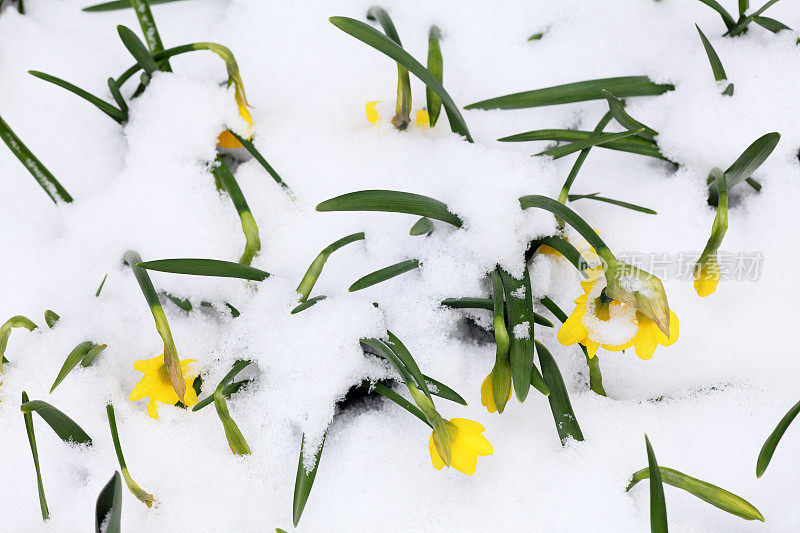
[603,259,670,336]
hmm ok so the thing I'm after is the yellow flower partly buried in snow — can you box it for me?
[428,418,493,475]
[694,254,721,297]
[365,101,431,128]
[217,102,253,149]
[480,370,512,414]
[415,109,430,127]
[129,354,199,419]
[557,275,679,360]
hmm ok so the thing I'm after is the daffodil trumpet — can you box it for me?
[124,250,187,404]
[520,194,672,335]
[694,168,728,297]
[366,7,412,130]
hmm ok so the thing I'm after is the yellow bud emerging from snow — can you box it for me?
[694,254,721,297]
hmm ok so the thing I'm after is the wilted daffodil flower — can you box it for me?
[558,265,679,360]
[694,255,720,297]
[129,354,198,418]
[428,418,493,475]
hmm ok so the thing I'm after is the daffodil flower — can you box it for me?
[129,354,199,419]
[428,418,493,475]
[480,372,512,414]
[557,274,679,360]
[217,103,253,149]
[415,109,429,127]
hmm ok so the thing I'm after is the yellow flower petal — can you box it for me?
[366,101,380,124]
[415,109,430,127]
[428,433,445,470]
[480,374,497,413]
[129,354,198,419]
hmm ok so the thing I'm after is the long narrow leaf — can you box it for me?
[466,76,673,110]
[426,25,443,127]
[138,258,270,281]
[499,128,665,159]
[296,232,365,301]
[50,341,95,392]
[117,25,158,74]
[349,259,419,291]
[757,397,800,477]
[423,375,467,405]
[293,434,325,527]
[228,131,292,194]
[329,16,472,141]
[708,132,780,202]
[0,114,73,203]
[697,0,736,30]
[602,90,658,140]
[645,435,669,532]
[95,472,122,533]
[372,382,430,426]
[534,236,589,276]
[537,129,643,159]
[317,190,463,227]
[628,466,764,521]
[535,341,583,443]
[385,331,432,400]
[568,192,657,214]
[28,71,126,123]
[83,0,189,11]
[695,25,728,82]
[21,399,92,445]
[212,157,261,265]
[22,391,49,520]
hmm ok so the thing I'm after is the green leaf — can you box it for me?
[534,236,590,276]
[409,216,434,236]
[95,274,108,297]
[317,190,462,227]
[106,404,155,507]
[0,114,73,203]
[708,132,780,202]
[44,310,60,328]
[81,343,108,367]
[757,397,800,477]
[557,112,614,203]
[349,259,419,291]
[739,0,750,17]
[537,129,644,159]
[296,232,364,302]
[568,192,657,214]
[499,128,665,159]
[22,391,49,520]
[138,258,270,281]
[645,435,669,533]
[535,341,583,443]
[752,15,793,33]
[366,7,411,130]
[426,25,443,127]
[361,338,415,385]
[293,433,325,527]
[28,71,126,123]
[117,25,158,74]
[725,0,783,36]
[290,295,327,315]
[628,466,764,521]
[697,0,736,30]
[499,267,546,401]
[465,76,673,110]
[21,399,92,445]
[385,331,432,400]
[83,0,189,11]
[211,360,252,454]
[212,157,261,266]
[424,375,467,405]
[193,378,251,411]
[95,472,122,533]
[440,297,554,327]
[50,341,95,392]
[130,0,171,72]
[601,90,658,140]
[227,131,292,194]
[0,315,38,373]
[695,25,728,83]
[372,382,430,426]
[329,16,473,141]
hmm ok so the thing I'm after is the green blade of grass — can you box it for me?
[95,274,108,297]
[293,433,325,526]
[465,76,673,110]
[557,112,613,203]
[371,382,430,426]
[50,341,95,392]
[385,331,433,400]
[349,259,419,291]
[130,0,171,72]
[117,25,158,74]
[0,114,73,203]
[645,435,669,532]
[80,343,107,367]
[44,310,60,328]
[106,404,155,506]
[290,295,327,315]
[757,397,800,477]
[366,7,411,130]
[296,232,365,302]
[21,399,92,445]
[95,472,122,533]
[499,128,665,159]
[739,0,749,17]
[329,16,473,141]
[535,341,583,443]
[28,71,126,123]
[695,25,728,82]
[426,25,443,127]
[708,132,780,203]
[628,466,764,521]
[725,0,783,36]
[227,131,292,195]
[423,375,467,405]
[22,391,49,520]
[211,157,261,266]
[209,360,252,454]
[317,190,463,227]
[601,90,658,140]
[537,129,643,159]
[752,15,793,33]
[697,0,736,30]
[83,0,188,11]
[568,192,657,214]
[138,258,270,281]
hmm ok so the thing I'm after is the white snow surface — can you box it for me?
[1,0,800,531]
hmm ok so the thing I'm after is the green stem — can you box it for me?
[211,158,261,265]
[227,131,293,196]
[115,43,195,86]
[22,391,49,520]
[557,112,613,204]
[296,232,365,302]
[106,404,155,506]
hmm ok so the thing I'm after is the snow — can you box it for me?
[1,0,800,531]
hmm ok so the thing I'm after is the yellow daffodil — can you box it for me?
[217,103,253,149]
[129,354,198,419]
[557,276,679,360]
[428,418,493,475]
[694,254,720,297]
[480,372,512,414]
[366,101,381,124]
[415,109,430,127]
